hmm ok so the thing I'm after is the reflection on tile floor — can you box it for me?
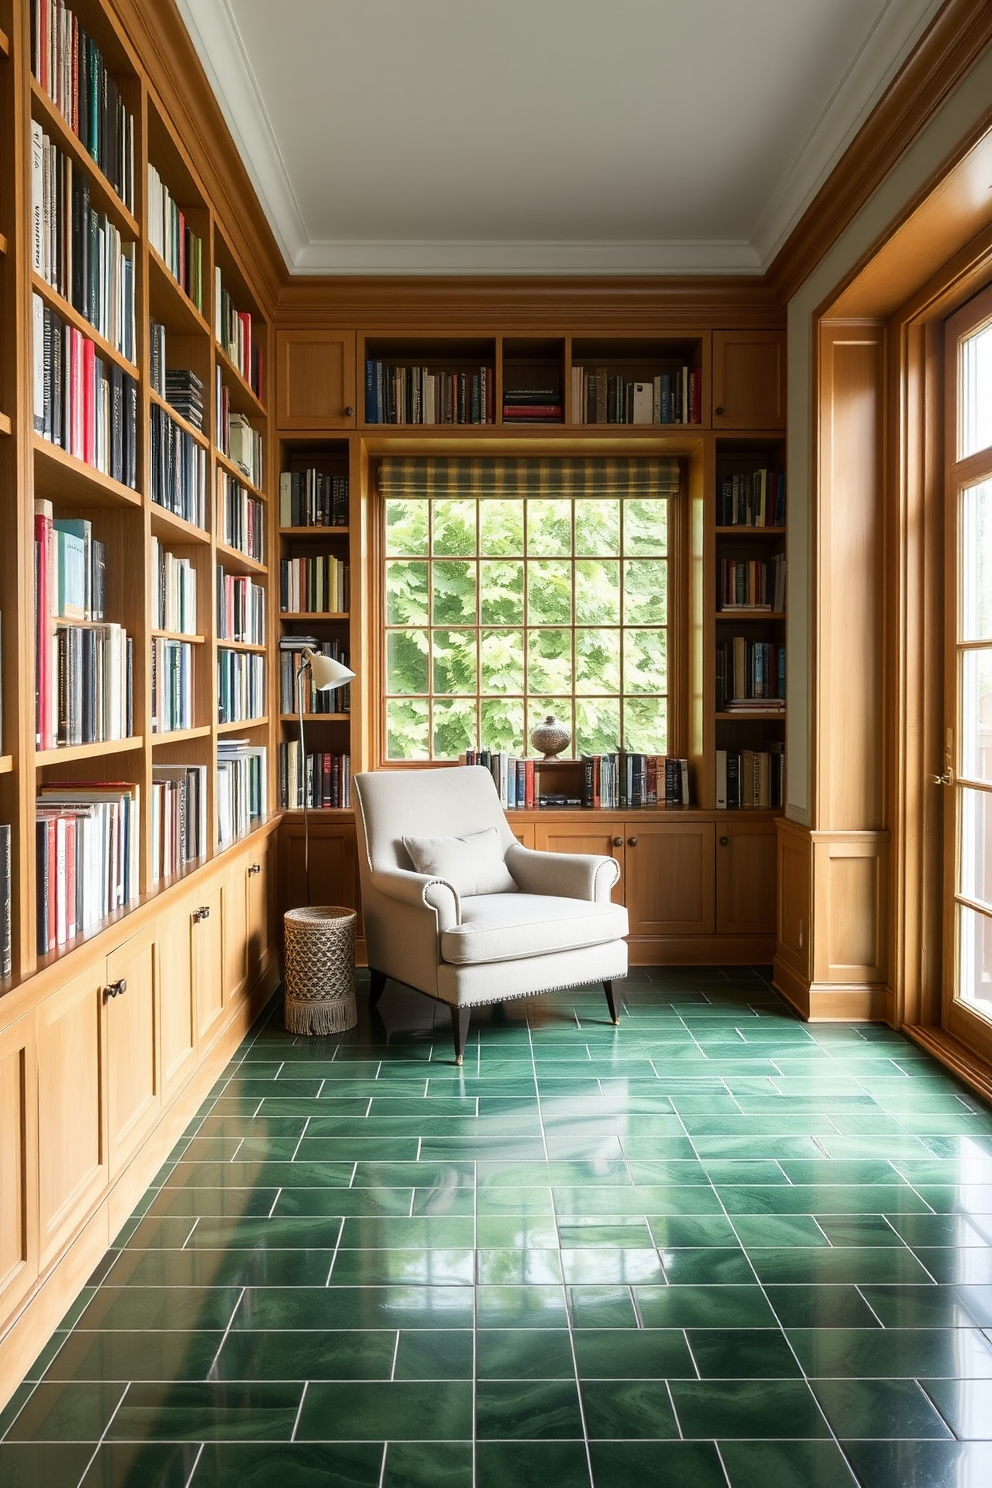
[4,967,992,1486]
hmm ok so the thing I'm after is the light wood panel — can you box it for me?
[193,887,225,1044]
[715,820,777,935]
[0,1014,37,1328]
[105,924,160,1176]
[813,832,889,985]
[223,861,248,1004]
[158,892,197,1103]
[712,330,785,429]
[246,842,273,989]
[625,821,715,938]
[276,330,357,429]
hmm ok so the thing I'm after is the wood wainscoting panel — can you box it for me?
[276,330,357,429]
[0,1015,38,1329]
[813,831,889,986]
[624,821,716,939]
[158,892,198,1106]
[715,820,777,936]
[105,925,161,1179]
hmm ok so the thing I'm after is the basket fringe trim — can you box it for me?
[284,995,356,1036]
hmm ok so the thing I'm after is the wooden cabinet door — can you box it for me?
[624,820,715,937]
[276,330,357,429]
[716,820,777,935]
[712,330,785,429]
[279,821,359,919]
[223,859,249,1005]
[0,1013,38,1327]
[246,843,273,989]
[531,820,625,902]
[158,893,197,1105]
[37,961,107,1268]
[105,925,160,1177]
[192,888,225,1045]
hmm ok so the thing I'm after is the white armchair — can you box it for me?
[353,766,629,1062]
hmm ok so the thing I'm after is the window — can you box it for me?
[380,456,677,761]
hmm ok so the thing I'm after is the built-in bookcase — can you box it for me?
[0,0,273,986]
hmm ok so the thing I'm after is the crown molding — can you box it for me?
[292,239,762,277]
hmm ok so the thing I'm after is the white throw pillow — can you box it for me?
[402,827,517,896]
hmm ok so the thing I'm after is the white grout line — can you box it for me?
[205,1286,247,1380]
[290,1380,308,1443]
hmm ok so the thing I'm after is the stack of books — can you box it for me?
[716,746,785,809]
[165,370,204,432]
[716,638,786,710]
[502,388,562,422]
[719,555,786,611]
[279,469,349,527]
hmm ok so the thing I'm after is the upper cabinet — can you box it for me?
[277,331,357,430]
[712,330,786,430]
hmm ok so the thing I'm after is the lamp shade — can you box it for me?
[302,647,355,692]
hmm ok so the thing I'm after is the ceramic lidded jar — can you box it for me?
[530,714,570,760]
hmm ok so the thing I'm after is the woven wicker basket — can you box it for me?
[283,906,358,1035]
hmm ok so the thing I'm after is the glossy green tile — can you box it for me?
[722,1184,932,1215]
[186,1216,344,1251]
[297,1381,472,1441]
[581,1378,678,1439]
[922,1377,992,1438]
[382,1441,472,1488]
[787,1326,992,1378]
[634,1285,776,1329]
[0,1444,98,1488]
[475,1440,590,1488]
[660,1249,757,1285]
[730,1215,828,1249]
[145,1186,280,1219]
[561,1249,665,1286]
[687,1329,802,1379]
[476,1330,574,1381]
[555,1219,654,1248]
[689,1136,829,1160]
[572,1328,696,1380]
[912,1248,992,1283]
[411,1187,477,1217]
[670,1379,830,1439]
[119,1214,198,1249]
[393,1330,474,1380]
[329,1248,475,1287]
[71,1286,244,1337]
[274,1187,415,1218]
[475,1286,569,1330]
[747,1245,934,1285]
[841,1440,992,1488]
[566,1286,639,1329]
[702,1160,790,1185]
[477,1249,564,1285]
[859,1284,992,1328]
[589,1441,725,1488]
[42,1329,222,1382]
[339,1217,475,1248]
[646,1215,743,1249]
[233,1286,475,1331]
[106,1382,301,1441]
[763,1285,883,1329]
[477,1379,583,1440]
[4,1381,126,1440]
[212,1329,397,1381]
[476,1187,555,1217]
[80,1443,200,1488]
[102,1246,333,1289]
[813,1377,953,1439]
[188,1442,384,1488]
[719,1440,858,1488]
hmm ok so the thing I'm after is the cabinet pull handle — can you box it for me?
[612,836,623,848]
[715,405,725,416]
[345,405,355,417]
[193,906,210,922]
[719,836,729,847]
[248,863,261,876]
[627,836,638,847]
[103,978,127,1001]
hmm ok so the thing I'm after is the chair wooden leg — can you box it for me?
[603,979,621,1025]
[451,1006,471,1065]
[368,969,387,1009]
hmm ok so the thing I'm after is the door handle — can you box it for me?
[248,863,261,876]
[103,978,127,1001]
[930,772,953,785]
[193,906,211,922]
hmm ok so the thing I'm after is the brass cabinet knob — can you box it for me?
[715,405,725,415]
[627,836,638,847]
[719,836,729,847]
[345,405,355,417]
[248,863,261,876]
[193,906,211,922]
[103,978,127,1001]
[612,837,623,847]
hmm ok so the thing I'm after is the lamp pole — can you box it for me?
[295,646,356,904]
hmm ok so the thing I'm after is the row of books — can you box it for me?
[461,750,691,809]
[38,509,106,623]
[217,379,263,488]
[215,269,263,399]
[716,639,786,710]
[36,781,139,954]
[147,163,204,311]
[365,361,495,425]
[149,324,204,431]
[279,469,349,529]
[279,556,349,615]
[151,538,197,635]
[150,638,193,734]
[53,623,133,747]
[32,296,138,486]
[217,650,265,725]
[279,743,352,809]
[718,470,786,528]
[217,570,265,646]
[217,742,267,847]
[716,746,785,810]
[719,555,786,612]
[31,123,136,362]
[571,366,702,425]
[149,404,207,528]
[279,639,351,714]
[151,765,207,883]
[502,389,561,422]
[219,473,265,563]
[31,1,136,213]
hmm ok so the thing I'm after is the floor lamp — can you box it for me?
[296,645,355,905]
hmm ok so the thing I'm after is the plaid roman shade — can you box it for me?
[377,456,680,499]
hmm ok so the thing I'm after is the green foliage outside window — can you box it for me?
[384,495,668,760]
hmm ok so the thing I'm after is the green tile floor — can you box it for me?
[3,966,992,1487]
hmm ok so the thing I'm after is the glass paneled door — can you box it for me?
[944,286,992,1056]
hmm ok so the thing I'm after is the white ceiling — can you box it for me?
[176,0,945,276]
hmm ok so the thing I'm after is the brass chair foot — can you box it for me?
[455,1054,463,1066]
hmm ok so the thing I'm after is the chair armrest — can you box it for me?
[505,842,620,903]
[368,867,460,931]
